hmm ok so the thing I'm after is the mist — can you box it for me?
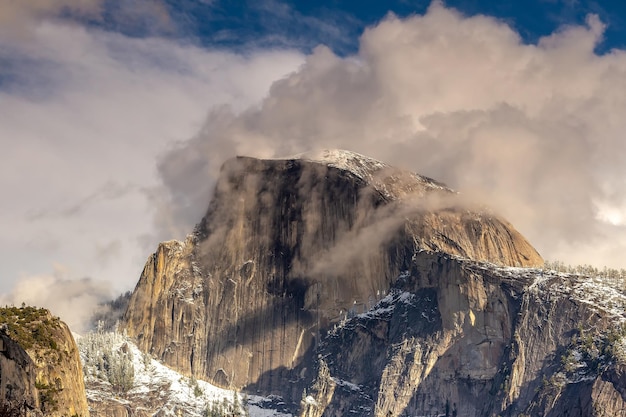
[0,268,113,334]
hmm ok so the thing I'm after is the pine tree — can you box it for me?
[242,393,250,417]
[232,391,241,417]
[78,329,134,392]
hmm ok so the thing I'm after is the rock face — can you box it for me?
[0,307,89,416]
[0,332,40,416]
[122,150,626,415]
[299,255,626,417]
[122,149,543,402]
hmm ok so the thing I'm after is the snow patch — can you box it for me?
[273,149,452,198]
[79,332,293,417]
[332,377,361,392]
[303,395,318,406]
[297,149,388,183]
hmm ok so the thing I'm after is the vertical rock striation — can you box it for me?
[0,332,40,415]
[303,256,626,417]
[122,149,542,405]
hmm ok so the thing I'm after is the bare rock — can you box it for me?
[303,254,626,417]
[122,150,542,406]
[0,333,41,416]
[0,306,89,416]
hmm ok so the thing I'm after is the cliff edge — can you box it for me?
[0,306,89,417]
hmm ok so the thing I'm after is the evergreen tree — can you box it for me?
[242,393,250,417]
[78,329,134,392]
[232,391,241,417]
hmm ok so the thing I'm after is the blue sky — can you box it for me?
[80,0,626,54]
[1,0,626,330]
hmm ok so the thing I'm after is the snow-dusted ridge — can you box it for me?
[263,149,454,199]
[320,260,626,397]
[296,149,389,182]
[471,261,626,323]
[78,331,293,417]
[327,258,626,345]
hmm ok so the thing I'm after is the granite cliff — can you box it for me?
[0,332,40,416]
[299,256,626,416]
[121,150,626,416]
[0,306,89,416]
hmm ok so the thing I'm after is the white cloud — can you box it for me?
[0,0,173,39]
[157,3,626,269]
[0,19,304,300]
[0,266,113,333]
[4,0,626,323]
[0,0,103,29]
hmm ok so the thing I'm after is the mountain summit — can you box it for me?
[119,150,626,416]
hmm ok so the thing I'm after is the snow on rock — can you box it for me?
[297,149,388,183]
[523,269,626,322]
[327,287,422,337]
[79,331,292,417]
[273,149,453,199]
[303,395,318,406]
[467,259,626,322]
[331,377,361,392]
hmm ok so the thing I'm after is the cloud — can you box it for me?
[0,18,304,295]
[0,0,173,39]
[94,240,123,268]
[0,266,113,333]
[0,0,103,26]
[157,3,626,269]
[26,181,137,220]
[248,0,361,53]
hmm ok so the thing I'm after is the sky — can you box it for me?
[2,0,626,332]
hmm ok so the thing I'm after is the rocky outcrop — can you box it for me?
[303,254,519,417]
[299,360,337,417]
[0,332,41,416]
[299,255,626,416]
[30,318,89,417]
[0,306,89,416]
[88,401,133,417]
[122,149,542,404]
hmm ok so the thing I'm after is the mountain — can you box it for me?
[0,306,89,416]
[121,149,626,416]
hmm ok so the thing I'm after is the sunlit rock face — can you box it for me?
[0,308,89,417]
[30,315,90,417]
[301,256,626,417]
[122,150,544,408]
